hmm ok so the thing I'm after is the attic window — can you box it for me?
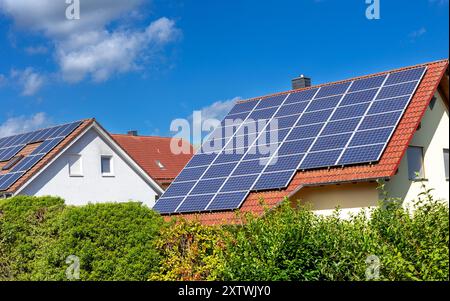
[2,155,23,171]
[155,160,166,170]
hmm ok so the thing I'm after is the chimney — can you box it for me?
[127,130,138,136]
[292,74,311,90]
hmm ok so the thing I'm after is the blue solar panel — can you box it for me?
[311,133,352,152]
[368,96,410,115]
[322,118,360,136]
[0,121,82,192]
[286,124,324,140]
[275,114,301,129]
[306,95,341,112]
[349,75,387,92]
[277,139,314,156]
[300,149,342,170]
[285,88,319,104]
[376,81,418,100]
[154,66,427,214]
[163,181,197,198]
[206,191,248,211]
[257,129,290,144]
[191,178,226,195]
[331,103,370,120]
[340,89,378,106]
[30,137,65,155]
[233,160,266,176]
[338,144,385,165]
[298,109,333,125]
[249,107,278,120]
[316,82,351,98]
[275,101,309,117]
[203,162,236,179]
[0,145,24,161]
[220,174,259,192]
[264,155,304,173]
[359,111,402,130]
[385,67,426,86]
[255,95,287,109]
[214,153,245,164]
[177,194,215,213]
[176,166,208,182]
[0,172,25,191]
[227,99,259,115]
[153,197,185,214]
[349,127,394,147]
[253,170,295,191]
[186,153,217,167]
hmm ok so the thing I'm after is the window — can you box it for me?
[444,149,449,181]
[407,146,425,180]
[101,155,114,176]
[2,155,23,171]
[68,154,83,177]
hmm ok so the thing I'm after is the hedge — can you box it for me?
[0,187,448,281]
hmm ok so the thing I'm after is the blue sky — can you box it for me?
[0,0,448,140]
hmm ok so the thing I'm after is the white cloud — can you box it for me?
[58,17,179,83]
[196,97,242,121]
[409,27,427,40]
[25,45,48,55]
[0,112,51,137]
[0,74,6,87]
[187,97,241,146]
[10,68,45,96]
[0,0,180,83]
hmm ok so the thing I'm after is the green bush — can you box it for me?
[0,196,65,280]
[152,192,448,281]
[149,219,226,281]
[0,197,164,281]
[0,188,448,281]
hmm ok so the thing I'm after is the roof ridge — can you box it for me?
[0,118,94,140]
[237,59,449,104]
[111,133,191,142]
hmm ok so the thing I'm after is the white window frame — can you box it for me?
[407,146,426,181]
[444,149,449,181]
[68,154,83,177]
[100,155,114,177]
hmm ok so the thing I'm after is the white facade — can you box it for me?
[16,124,163,207]
[385,91,449,207]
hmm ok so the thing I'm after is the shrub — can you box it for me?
[0,197,164,281]
[149,219,226,281]
[0,196,65,280]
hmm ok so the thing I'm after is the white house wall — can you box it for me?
[19,128,158,207]
[384,92,449,207]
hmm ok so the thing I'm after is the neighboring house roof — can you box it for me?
[166,59,449,225]
[0,119,164,196]
[111,134,194,187]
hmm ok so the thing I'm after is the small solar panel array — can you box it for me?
[0,121,82,191]
[154,67,427,214]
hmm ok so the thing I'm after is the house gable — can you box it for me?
[17,124,163,206]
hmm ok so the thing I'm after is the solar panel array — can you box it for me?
[0,121,82,191]
[154,67,427,214]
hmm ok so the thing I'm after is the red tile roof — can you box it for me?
[111,134,194,187]
[164,59,449,225]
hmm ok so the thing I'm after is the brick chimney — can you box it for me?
[292,75,311,90]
